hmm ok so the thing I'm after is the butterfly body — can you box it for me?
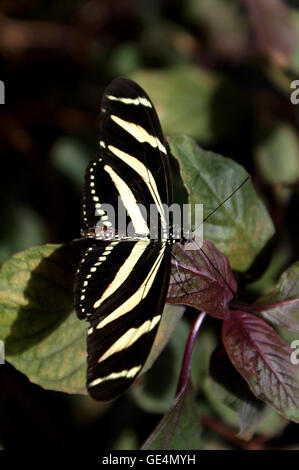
[74,78,175,401]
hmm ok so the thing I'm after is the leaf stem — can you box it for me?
[176,311,207,395]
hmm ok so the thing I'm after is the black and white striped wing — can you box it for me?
[82,77,172,237]
[75,240,171,400]
[75,77,174,401]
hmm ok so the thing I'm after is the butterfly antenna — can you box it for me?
[186,176,250,298]
[200,176,250,230]
[202,175,250,226]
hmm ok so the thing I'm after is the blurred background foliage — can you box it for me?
[1,0,299,450]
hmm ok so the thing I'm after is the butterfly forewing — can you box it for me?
[75,77,174,401]
[100,78,172,208]
[82,78,172,237]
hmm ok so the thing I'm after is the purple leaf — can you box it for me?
[167,237,236,319]
[252,261,299,332]
[222,310,299,422]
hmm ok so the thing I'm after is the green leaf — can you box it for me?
[0,240,90,394]
[0,241,186,399]
[169,135,275,271]
[142,381,202,450]
[130,66,247,144]
[255,123,299,185]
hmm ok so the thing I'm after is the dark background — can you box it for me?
[1,0,299,450]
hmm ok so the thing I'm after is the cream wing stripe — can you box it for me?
[107,145,166,229]
[96,243,166,330]
[93,241,148,309]
[104,164,149,237]
[98,315,161,363]
[88,365,142,388]
[107,95,152,108]
[111,115,167,154]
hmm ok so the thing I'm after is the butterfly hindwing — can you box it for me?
[75,240,171,400]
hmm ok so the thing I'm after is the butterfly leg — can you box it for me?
[171,251,189,295]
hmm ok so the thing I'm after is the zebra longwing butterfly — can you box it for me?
[74,77,179,401]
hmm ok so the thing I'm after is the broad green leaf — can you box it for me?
[0,241,186,398]
[142,381,202,450]
[169,135,275,271]
[0,240,90,394]
[130,66,247,144]
[254,260,299,332]
[223,310,299,422]
[255,123,299,185]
